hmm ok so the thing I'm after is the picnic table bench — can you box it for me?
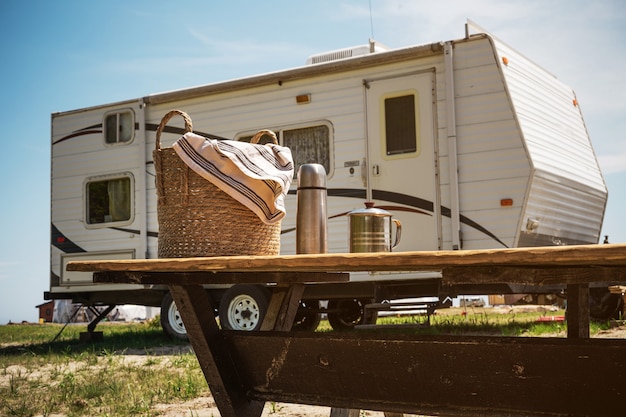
[68,243,626,417]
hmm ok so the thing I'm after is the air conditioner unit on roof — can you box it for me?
[306,39,389,65]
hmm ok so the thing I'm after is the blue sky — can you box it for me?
[0,0,624,324]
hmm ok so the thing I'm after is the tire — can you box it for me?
[327,298,377,331]
[160,292,188,340]
[589,287,624,321]
[219,285,271,331]
[292,300,322,332]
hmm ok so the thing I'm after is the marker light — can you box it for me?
[296,94,311,104]
[500,198,513,207]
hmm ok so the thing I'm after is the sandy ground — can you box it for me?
[114,345,400,417]
[17,311,626,417]
[155,398,337,417]
[109,315,626,417]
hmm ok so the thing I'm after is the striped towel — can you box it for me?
[173,132,294,224]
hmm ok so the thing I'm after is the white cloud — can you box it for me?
[598,151,626,175]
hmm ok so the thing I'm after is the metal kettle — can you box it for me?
[348,202,402,253]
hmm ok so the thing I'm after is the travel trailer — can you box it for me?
[47,22,611,338]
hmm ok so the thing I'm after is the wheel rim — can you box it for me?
[167,302,186,335]
[227,294,261,330]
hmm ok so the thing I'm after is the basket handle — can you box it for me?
[155,110,193,150]
[250,129,278,145]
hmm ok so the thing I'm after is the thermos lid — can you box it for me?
[297,163,327,188]
[348,202,392,217]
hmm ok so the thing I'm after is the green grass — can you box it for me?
[0,319,205,417]
[316,306,613,337]
[370,307,613,337]
[0,310,616,416]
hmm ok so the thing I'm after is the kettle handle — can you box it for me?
[392,219,402,250]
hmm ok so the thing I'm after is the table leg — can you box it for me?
[169,284,264,417]
[261,283,305,331]
[566,283,590,339]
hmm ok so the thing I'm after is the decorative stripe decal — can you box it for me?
[373,190,433,213]
[53,123,102,145]
[109,227,141,235]
[51,224,159,254]
[145,123,229,141]
[373,189,508,248]
[51,120,506,248]
[52,187,506,250]
[110,227,158,238]
[52,122,227,147]
[51,224,85,253]
[288,187,507,248]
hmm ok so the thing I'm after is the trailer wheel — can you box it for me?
[219,285,270,331]
[292,300,322,331]
[589,287,624,321]
[327,298,377,331]
[160,292,188,340]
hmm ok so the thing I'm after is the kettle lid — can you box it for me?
[348,201,392,217]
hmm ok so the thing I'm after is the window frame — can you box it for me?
[103,109,135,145]
[84,172,135,229]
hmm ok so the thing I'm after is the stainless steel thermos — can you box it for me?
[296,164,328,254]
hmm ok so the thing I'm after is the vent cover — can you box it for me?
[306,41,388,65]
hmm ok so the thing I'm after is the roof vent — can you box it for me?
[306,39,388,65]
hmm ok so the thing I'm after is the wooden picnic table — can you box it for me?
[68,243,626,417]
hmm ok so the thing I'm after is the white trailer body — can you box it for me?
[48,27,607,331]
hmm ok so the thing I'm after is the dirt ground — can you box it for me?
[34,312,626,417]
[114,313,626,417]
[117,345,399,417]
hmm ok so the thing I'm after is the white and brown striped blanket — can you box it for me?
[173,132,294,224]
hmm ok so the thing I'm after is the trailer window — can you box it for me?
[283,125,331,178]
[238,123,332,179]
[85,175,133,225]
[104,110,134,144]
[384,94,418,155]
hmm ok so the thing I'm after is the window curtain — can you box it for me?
[107,178,130,221]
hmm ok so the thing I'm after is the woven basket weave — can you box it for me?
[153,110,281,258]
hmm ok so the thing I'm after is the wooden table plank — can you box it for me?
[76,244,626,417]
[441,265,626,285]
[225,331,626,417]
[92,271,349,285]
[67,243,626,274]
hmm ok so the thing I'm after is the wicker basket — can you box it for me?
[153,110,281,258]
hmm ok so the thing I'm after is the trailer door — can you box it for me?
[365,71,439,251]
